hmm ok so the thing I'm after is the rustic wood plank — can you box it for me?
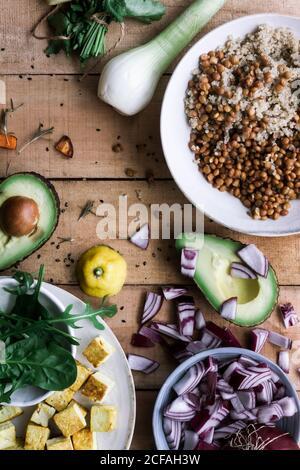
[58,284,300,391]
[1,1,299,74]
[132,391,157,450]
[0,75,169,178]
[3,179,300,285]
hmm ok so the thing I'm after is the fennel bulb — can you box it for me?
[98,0,226,116]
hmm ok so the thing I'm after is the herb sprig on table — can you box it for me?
[0,265,117,403]
[44,0,166,64]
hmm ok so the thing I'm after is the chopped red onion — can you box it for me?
[162,286,188,300]
[255,380,273,404]
[279,303,299,329]
[163,417,181,450]
[202,427,214,444]
[141,292,163,325]
[278,351,290,374]
[268,330,293,350]
[230,262,257,279]
[164,396,197,421]
[204,321,241,348]
[216,379,234,395]
[220,297,237,321]
[195,440,220,450]
[170,344,193,363]
[237,243,269,277]
[182,392,201,410]
[222,328,241,348]
[256,403,284,424]
[183,430,199,450]
[230,409,257,421]
[195,309,206,330]
[138,325,164,344]
[274,384,286,400]
[151,322,190,342]
[130,223,150,250]
[237,390,256,410]
[230,394,245,413]
[277,397,297,417]
[177,296,195,337]
[214,420,247,440]
[131,333,154,348]
[186,340,207,354]
[238,355,258,368]
[181,248,198,278]
[229,364,272,390]
[249,328,269,353]
[223,361,242,382]
[199,328,222,349]
[173,361,206,396]
[127,354,159,374]
[206,371,218,405]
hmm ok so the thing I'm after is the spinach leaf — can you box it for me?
[103,0,166,23]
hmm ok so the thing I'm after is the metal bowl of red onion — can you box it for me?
[153,348,300,450]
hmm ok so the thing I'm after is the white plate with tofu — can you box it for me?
[0,282,136,451]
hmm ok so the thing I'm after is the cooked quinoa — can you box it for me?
[185,25,300,220]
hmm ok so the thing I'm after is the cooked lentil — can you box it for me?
[185,25,300,220]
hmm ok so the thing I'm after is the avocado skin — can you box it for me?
[176,233,279,327]
[0,172,60,271]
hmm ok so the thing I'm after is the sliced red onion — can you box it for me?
[277,397,297,417]
[220,390,236,400]
[204,356,218,374]
[177,296,195,337]
[141,292,163,324]
[274,384,286,400]
[182,392,201,410]
[181,248,198,278]
[230,262,257,279]
[255,380,273,404]
[270,370,281,384]
[256,403,284,424]
[195,309,206,330]
[199,329,222,349]
[186,340,207,354]
[249,328,269,353]
[127,354,159,374]
[220,297,237,321]
[230,409,257,421]
[229,365,272,390]
[278,351,290,374]
[151,322,190,342]
[206,371,218,405]
[230,394,245,413]
[237,243,269,277]
[164,396,197,421]
[190,400,230,435]
[131,333,154,348]
[214,421,247,440]
[202,427,214,444]
[223,361,242,382]
[173,361,206,396]
[183,430,199,450]
[268,330,293,350]
[130,223,150,250]
[222,328,241,348]
[163,417,181,450]
[138,325,164,344]
[238,355,259,368]
[204,321,241,348]
[237,390,256,410]
[217,379,234,394]
[279,303,299,329]
[162,286,188,301]
[170,344,193,363]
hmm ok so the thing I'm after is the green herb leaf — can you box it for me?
[103,0,166,23]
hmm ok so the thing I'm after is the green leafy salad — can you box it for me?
[0,265,117,403]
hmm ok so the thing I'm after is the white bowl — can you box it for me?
[161,14,300,237]
[153,348,300,449]
[0,278,76,407]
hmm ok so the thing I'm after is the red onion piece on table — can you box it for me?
[151,322,190,342]
[131,333,154,348]
[268,330,293,350]
[177,296,196,337]
[163,417,181,450]
[230,262,257,279]
[195,309,206,330]
[129,223,150,249]
[249,328,269,353]
[138,325,163,344]
[220,297,237,321]
[173,361,206,396]
[237,244,269,277]
[204,321,241,348]
[127,354,159,374]
[278,351,290,374]
[141,292,163,324]
[181,248,198,278]
[279,303,299,329]
[162,286,188,300]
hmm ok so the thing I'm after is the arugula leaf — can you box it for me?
[103,0,166,23]
[49,302,117,330]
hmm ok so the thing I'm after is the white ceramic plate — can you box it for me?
[0,280,136,450]
[161,14,300,237]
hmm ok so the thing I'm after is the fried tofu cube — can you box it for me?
[24,423,50,450]
[4,437,24,450]
[80,371,114,402]
[69,400,88,418]
[90,406,117,432]
[70,361,92,392]
[83,336,115,367]
[72,428,97,450]
[0,422,16,450]
[53,403,86,437]
[46,436,74,451]
[45,387,74,411]
[0,406,23,424]
[30,403,56,427]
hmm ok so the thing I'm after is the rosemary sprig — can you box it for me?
[78,200,95,220]
[18,124,54,155]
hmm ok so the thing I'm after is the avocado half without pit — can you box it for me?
[0,173,60,270]
[176,233,279,327]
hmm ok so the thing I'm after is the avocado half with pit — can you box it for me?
[176,233,278,327]
[0,172,60,270]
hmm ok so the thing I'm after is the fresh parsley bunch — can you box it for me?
[46,0,166,64]
[0,265,117,403]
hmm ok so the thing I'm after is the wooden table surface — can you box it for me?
[1,0,300,450]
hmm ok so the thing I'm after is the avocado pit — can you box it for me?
[0,196,40,237]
